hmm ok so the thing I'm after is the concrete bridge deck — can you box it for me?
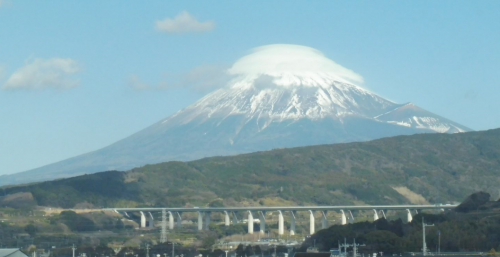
[107,204,457,212]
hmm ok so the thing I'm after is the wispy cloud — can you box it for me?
[0,65,5,81]
[128,75,168,91]
[0,0,11,8]
[181,64,230,92]
[130,64,230,93]
[2,58,81,90]
[156,11,215,34]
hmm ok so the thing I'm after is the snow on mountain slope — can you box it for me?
[375,103,470,133]
[160,72,468,135]
[162,75,396,131]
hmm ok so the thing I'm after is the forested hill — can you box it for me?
[2,128,500,209]
[299,192,500,253]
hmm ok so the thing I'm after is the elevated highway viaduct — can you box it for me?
[107,204,457,235]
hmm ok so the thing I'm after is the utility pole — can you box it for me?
[339,238,348,257]
[340,241,347,257]
[345,238,347,256]
[161,209,167,243]
[340,238,365,257]
[422,217,434,256]
[437,230,441,255]
[353,239,357,257]
[72,244,76,257]
[172,242,175,257]
[146,244,150,257]
[352,238,366,257]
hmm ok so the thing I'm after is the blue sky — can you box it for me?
[1,1,499,175]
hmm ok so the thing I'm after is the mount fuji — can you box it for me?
[0,44,470,186]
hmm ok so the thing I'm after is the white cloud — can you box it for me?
[156,11,215,34]
[2,58,81,90]
[228,44,364,85]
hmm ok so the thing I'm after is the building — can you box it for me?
[0,249,29,257]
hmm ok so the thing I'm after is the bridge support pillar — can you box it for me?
[340,210,347,225]
[224,211,230,226]
[198,212,203,231]
[248,211,254,234]
[204,212,211,230]
[321,211,328,229]
[232,211,239,224]
[278,210,284,235]
[348,210,354,224]
[259,211,266,235]
[140,211,146,228]
[381,210,387,219]
[309,210,315,235]
[290,211,296,235]
[176,212,182,228]
[406,209,413,223]
[168,211,174,229]
[148,212,154,228]
[373,209,379,221]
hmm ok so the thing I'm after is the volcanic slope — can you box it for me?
[0,44,471,186]
[3,128,499,209]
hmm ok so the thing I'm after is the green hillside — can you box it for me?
[2,128,500,209]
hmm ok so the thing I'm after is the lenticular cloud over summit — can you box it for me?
[228,44,364,85]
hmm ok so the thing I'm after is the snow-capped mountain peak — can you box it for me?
[164,67,469,135]
[165,75,394,128]
[0,44,472,186]
[159,45,469,134]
